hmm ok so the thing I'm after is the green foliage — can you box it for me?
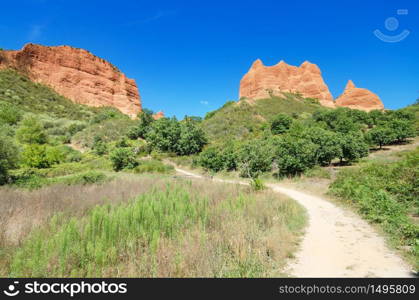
[368,126,395,149]
[250,177,265,191]
[92,136,108,156]
[306,127,342,165]
[0,134,19,184]
[271,113,293,135]
[146,118,207,155]
[127,110,154,140]
[272,136,318,176]
[198,147,225,172]
[339,132,369,163]
[0,102,22,125]
[20,144,66,169]
[387,119,415,143]
[16,116,48,144]
[109,147,138,171]
[132,159,174,174]
[330,148,419,267]
[90,107,128,124]
[237,139,273,178]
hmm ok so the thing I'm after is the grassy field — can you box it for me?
[0,174,306,277]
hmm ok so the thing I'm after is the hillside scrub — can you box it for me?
[330,147,419,268]
[1,178,305,277]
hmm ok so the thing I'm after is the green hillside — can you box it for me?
[201,93,325,142]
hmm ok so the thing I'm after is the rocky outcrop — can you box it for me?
[335,80,384,112]
[0,43,141,118]
[153,111,165,120]
[239,59,335,108]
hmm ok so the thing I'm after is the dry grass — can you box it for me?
[0,175,305,277]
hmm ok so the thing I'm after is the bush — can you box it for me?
[127,110,154,140]
[109,147,138,171]
[177,120,207,155]
[272,136,318,176]
[271,113,293,135]
[237,139,273,178]
[132,160,174,174]
[387,119,415,143]
[92,136,108,156]
[58,171,107,185]
[307,127,342,165]
[198,147,225,172]
[0,134,19,184]
[20,145,66,169]
[16,116,48,144]
[250,177,265,191]
[0,102,22,125]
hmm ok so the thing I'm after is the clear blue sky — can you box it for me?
[1,0,418,118]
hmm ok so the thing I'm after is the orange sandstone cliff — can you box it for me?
[239,59,384,111]
[0,43,141,118]
[335,80,384,112]
[239,59,335,108]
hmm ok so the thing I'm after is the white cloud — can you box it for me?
[200,100,209,106]
[28,25,44,41]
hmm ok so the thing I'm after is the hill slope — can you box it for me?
[201,93,325,142]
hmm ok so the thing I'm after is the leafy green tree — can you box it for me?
[368,126,395,149]
[146,118,181,153]
[0,135,19,184]
[176,120,207,155]
[128,110,155,140]
[92,136,108,155]
[271,113,293,135]
[21,144,50,168]
[16,117,47,144]
[339,132,369,163]
[308,127,342,165]
[109,148,138,171]
[237,139,273,178]
[272,136,318,176]
[368,110,386,126]
[387,119,415,143]
[198,147,224,172]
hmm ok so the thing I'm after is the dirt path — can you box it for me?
[175,168,413,278]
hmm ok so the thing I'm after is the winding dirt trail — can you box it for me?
[174,167,413,278]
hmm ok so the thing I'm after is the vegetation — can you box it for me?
[1,179,305,277]
[330,147,419,268]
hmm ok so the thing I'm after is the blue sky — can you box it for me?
[1,0,418,118]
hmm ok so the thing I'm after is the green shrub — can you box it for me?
[237,139,273,178]
[271,113,293,135]
[272,136,318,176]
[0,134,19,184]
[20,145,66,168]
[198,146,225,172]
[339,132,369,163]
[16,116,48,144]
[250,177,265,191]
[109,147,138,171]
[307,127,342,165]
[56,171,108,185]
[132,160,174,174]
[0,102,22,125]
[368,126,395,149]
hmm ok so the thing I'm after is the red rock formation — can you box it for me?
[0,43,141,118]
[335,80,384,112]
[153,111,165,120]
[239,59,335,108]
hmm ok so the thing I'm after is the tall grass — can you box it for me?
[1,178,305,277]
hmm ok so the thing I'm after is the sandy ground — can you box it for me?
[175,167,413,278]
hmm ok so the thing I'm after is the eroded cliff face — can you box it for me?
[335,80,384,112]
[239,59,335,108]
[0,43,141,117]
[239,59,385,111]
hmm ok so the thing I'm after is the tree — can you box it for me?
[339,132,369,163]
[368,126,395,149]
[128,110,155,140]
[21,144,50,168]
[109,148,138,171]
[271,113,293,135]
[16,117,47,144]
[176,120,207,155]
[272,136,318,176]
[146,118,181,153]
[387,119,415,143]
[92,136,108,155]
[0,135,19,184]
[308,127,342,165]
[237,139,274,178]
[198,147,224,172]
